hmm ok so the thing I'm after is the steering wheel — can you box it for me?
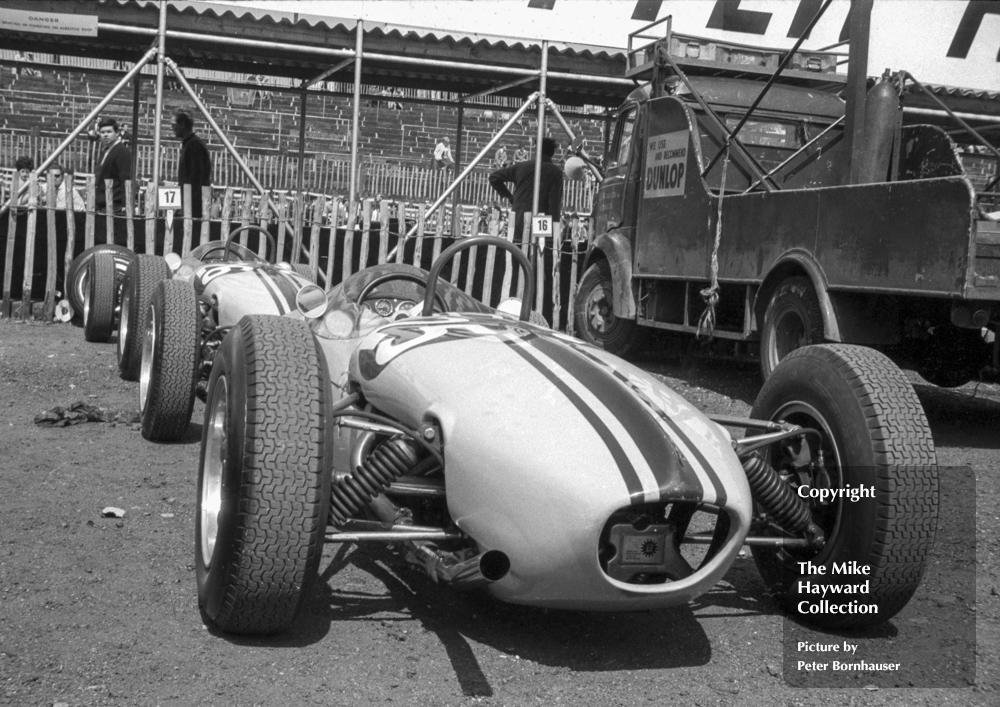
[213,225,277,263]
[423,236,534,320]
[355,271,447,313]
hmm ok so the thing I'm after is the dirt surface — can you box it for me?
[1,319,997,707]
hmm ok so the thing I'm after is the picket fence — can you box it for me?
[1,173,595,331]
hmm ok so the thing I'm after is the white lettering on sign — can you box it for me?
[158,187,181,211]
[644,131,688,198]
[0,8,97,37]
[531,214,553,238]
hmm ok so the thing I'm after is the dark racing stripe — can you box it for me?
[527,335,694,502]
[253,269,288,314]
[502,336,647,504]
[270,269,303,308]
[566,341,727,506]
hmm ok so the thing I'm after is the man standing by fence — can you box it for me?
[94,117,132,217]
[173,110,212,218]
[488,136,563,242]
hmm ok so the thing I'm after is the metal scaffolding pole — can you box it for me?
[151,0,167,200]
[163,58,299,250]
[531,40,549,217]
[387,94,539,258]
[348,20,363,207]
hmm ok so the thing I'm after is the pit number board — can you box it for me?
[531,214,553,238]
[158,186,181,211]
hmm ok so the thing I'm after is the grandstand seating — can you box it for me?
[0,60,608,191]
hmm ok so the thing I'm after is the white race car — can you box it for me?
[194,236,938,636]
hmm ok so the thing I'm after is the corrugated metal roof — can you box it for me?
[123,0,627,60]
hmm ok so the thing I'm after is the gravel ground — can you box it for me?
[1,319,997,707]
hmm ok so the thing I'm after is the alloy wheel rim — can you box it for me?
[200,376,228,568]
[118,283,131,359]
[766,400,844,567]
[139,304,156,412]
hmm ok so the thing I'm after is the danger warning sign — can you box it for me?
[644,131,689,198]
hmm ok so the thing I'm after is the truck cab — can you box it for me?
[576,16,998,386]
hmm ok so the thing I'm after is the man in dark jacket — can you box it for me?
[488,136,563,241]
[94,116,132,214]
[172,110,212,218]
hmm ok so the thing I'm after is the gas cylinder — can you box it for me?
[856,72,901,184]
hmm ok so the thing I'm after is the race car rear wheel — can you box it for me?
[82,252,117,343]
[574,259,641,356]
[66,244,133,326]
[140,280,200,442]
[749,344,938,628]
[118,255,171,381]
[196,314,332,635]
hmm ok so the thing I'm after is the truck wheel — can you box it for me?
[67,244,133,326]
[118,255,172,381]
[574,260,640,356]
[759,276,824,379]
[140,280,200,442]
[749,344,938,628]
[196,315,332,635]
[82,253,117,343]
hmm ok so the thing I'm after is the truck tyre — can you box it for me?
[196,315,332,635]
[66,244,133,326]
[118,255,172,382]
[759,276,823,379]
[140,280,200,442]
[82,253,117,343]
[574,260,640,356]
[749,344,938,628]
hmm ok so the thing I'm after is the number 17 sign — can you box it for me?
[158,186,181,210]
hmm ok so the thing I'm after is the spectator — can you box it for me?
[172,110,212,218]
[488,136,563,242]
[494,145,509,169]
[433,137,454,170]
[9,156,34,208]
[47,163,84,211]
[93,116,132,214]
[513,144,529,163]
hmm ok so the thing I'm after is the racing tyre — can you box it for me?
[82,253,116,343]
[196,315,332,635]
[118,255,172,381]
[749,344,938,628]
[140,280,200,442]
[292,263,317,284]
[574,259,641,356]
[759,276,823,380]
[66,244,133,326]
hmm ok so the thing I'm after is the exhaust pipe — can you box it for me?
[363,485,510,588]
[407,544,511,588]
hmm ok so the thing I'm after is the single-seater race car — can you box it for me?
[114,226,314,441]
[194,236,938,636]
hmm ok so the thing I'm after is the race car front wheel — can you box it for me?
[82,252,117,343]
[118,255,171,381]
[140,280,200,442]
[196,314,332,635]
[749,344,938,628]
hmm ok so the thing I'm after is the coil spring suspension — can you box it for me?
[329,437,422,525]
[743,453,817,537]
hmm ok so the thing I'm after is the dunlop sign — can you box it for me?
[644,131,688,198]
